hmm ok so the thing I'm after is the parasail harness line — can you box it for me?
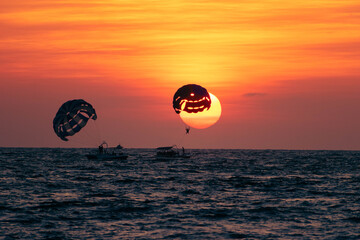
[76,118,102,148]
[174,124,191,149]
[89,119,103,146]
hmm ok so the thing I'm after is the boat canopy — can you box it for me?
[156,146,176,150]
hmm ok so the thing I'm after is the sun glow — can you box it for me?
[180,93,221,129]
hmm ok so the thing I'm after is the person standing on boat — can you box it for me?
[99,144,104,154]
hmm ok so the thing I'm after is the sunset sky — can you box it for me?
[1,0,360,149]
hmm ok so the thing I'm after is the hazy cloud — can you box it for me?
[243,92,267,97]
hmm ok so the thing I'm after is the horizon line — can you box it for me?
[0,146,359,152]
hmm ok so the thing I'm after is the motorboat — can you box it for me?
[156,145,191,160]
[86,142,128,160]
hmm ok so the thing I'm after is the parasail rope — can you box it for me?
[176,122,190,148]
[91,120,102,145]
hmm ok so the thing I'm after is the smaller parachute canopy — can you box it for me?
[53,99,97,141]
[173,84,211,114]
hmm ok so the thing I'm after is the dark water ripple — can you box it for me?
[0,148,360,239]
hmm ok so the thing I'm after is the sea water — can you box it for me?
[0,148,359,239]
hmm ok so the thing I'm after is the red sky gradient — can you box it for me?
[1,0,360,149]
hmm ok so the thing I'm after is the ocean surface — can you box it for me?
[0,148,359,239]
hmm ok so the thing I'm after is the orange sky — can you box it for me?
[1,0,360,149]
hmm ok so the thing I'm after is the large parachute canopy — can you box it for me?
[53,99,97,141]
[173,84,211,114]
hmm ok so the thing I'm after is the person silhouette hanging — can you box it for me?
[185,127,190,134]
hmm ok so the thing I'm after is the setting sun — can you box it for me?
[180,93,222,129]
